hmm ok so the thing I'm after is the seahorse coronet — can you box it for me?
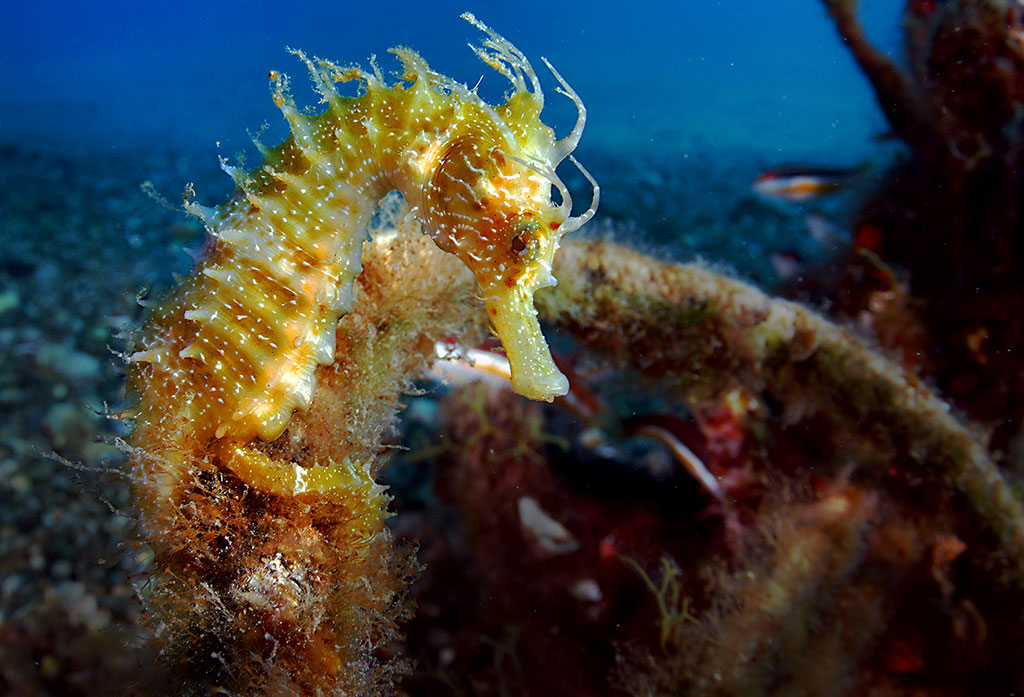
[129,15,597,470]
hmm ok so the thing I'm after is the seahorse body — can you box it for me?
[129,14,597,465]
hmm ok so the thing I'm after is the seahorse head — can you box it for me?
[403,14,599,401]
[424,98,562,282]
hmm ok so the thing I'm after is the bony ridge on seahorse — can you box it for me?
[127,14,597,509]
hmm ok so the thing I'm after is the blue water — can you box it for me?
[1,0,900,160]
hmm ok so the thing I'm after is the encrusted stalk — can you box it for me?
[538,239,1024,588]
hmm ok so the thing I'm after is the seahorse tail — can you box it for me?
[130,412,402,694]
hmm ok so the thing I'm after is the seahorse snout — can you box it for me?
[483,281,568,401]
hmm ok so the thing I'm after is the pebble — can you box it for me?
[36,342,103,384]
[0,147,203,691]
[0,289,19,314]
[43,402,97,450]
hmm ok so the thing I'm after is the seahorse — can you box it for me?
[127,14,598,519]
[125,16,597,690]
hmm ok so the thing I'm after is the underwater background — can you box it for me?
[0,0,904,287]
[5,1,1024,695]
[3,0,899,157]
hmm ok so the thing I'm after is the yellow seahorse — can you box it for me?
[128,14,597,516]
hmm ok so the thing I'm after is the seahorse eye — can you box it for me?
[511,233,527,255]
[509,217,542,258]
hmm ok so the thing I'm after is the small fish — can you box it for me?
[427,339,604,423]
[623,415,725,501]
[428,339,513,389]
[753,164,866,202]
